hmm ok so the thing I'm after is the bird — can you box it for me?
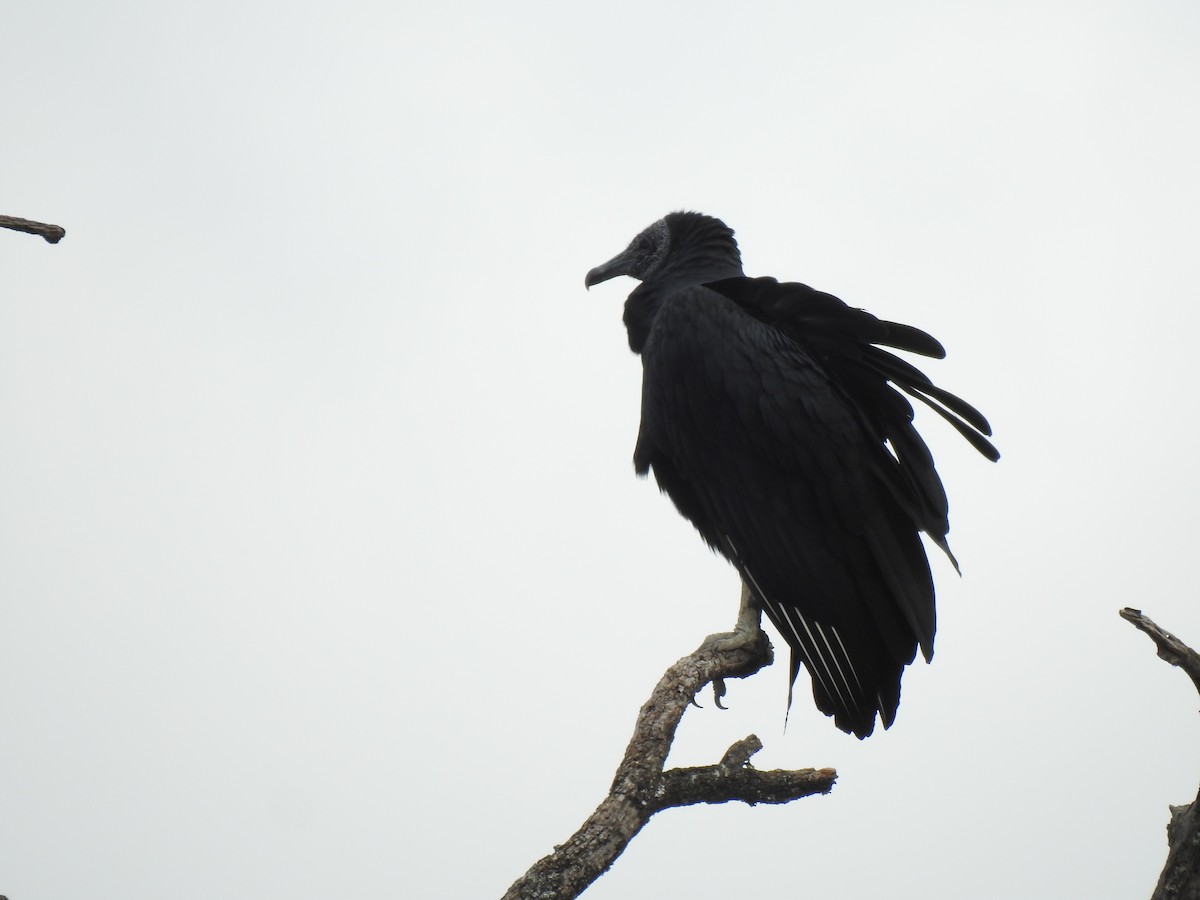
[585,211,997,738]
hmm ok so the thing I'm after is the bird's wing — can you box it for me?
[709,276,998,455]
[709,276,998,551]
[634,284,946,737]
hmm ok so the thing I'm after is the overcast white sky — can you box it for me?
[3,2,1200,898]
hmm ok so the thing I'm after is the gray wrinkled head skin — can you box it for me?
[624,218,671,281]
[584,218,670,288]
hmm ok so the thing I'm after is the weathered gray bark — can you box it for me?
[1121,608,1200,900]
[501,628,836,900]
[0,214,66,243]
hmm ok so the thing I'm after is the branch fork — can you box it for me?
[502,627,836,899]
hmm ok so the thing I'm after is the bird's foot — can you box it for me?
[703,625,761,653]
[702,581,762,652]
[698,583,765,709]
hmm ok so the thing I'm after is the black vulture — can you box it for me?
[585,211,998,738]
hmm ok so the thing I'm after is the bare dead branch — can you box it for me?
[0,214,66,244]
[660,754,836,808]
[501,630,837,900]
[1120,608,1200,900]
[1120,607,1200,698]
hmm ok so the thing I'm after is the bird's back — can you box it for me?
[634,283,939,737]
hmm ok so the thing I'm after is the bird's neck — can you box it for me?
[622,259,743,354]
[623,282,666,354]
[657,254,744,288]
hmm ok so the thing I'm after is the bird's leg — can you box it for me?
[703,582,763,709]
[705,581,762,651]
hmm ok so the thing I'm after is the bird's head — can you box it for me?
[585,211,743,290]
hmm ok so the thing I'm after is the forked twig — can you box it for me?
[502,628,836,899]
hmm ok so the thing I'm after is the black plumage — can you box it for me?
[586,211,997,738]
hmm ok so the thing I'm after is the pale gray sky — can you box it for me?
[4,2,1199,898]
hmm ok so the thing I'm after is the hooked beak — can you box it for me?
[584,248,638,290]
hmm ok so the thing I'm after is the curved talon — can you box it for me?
[689,696,703,709]
[714,677,728,709]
